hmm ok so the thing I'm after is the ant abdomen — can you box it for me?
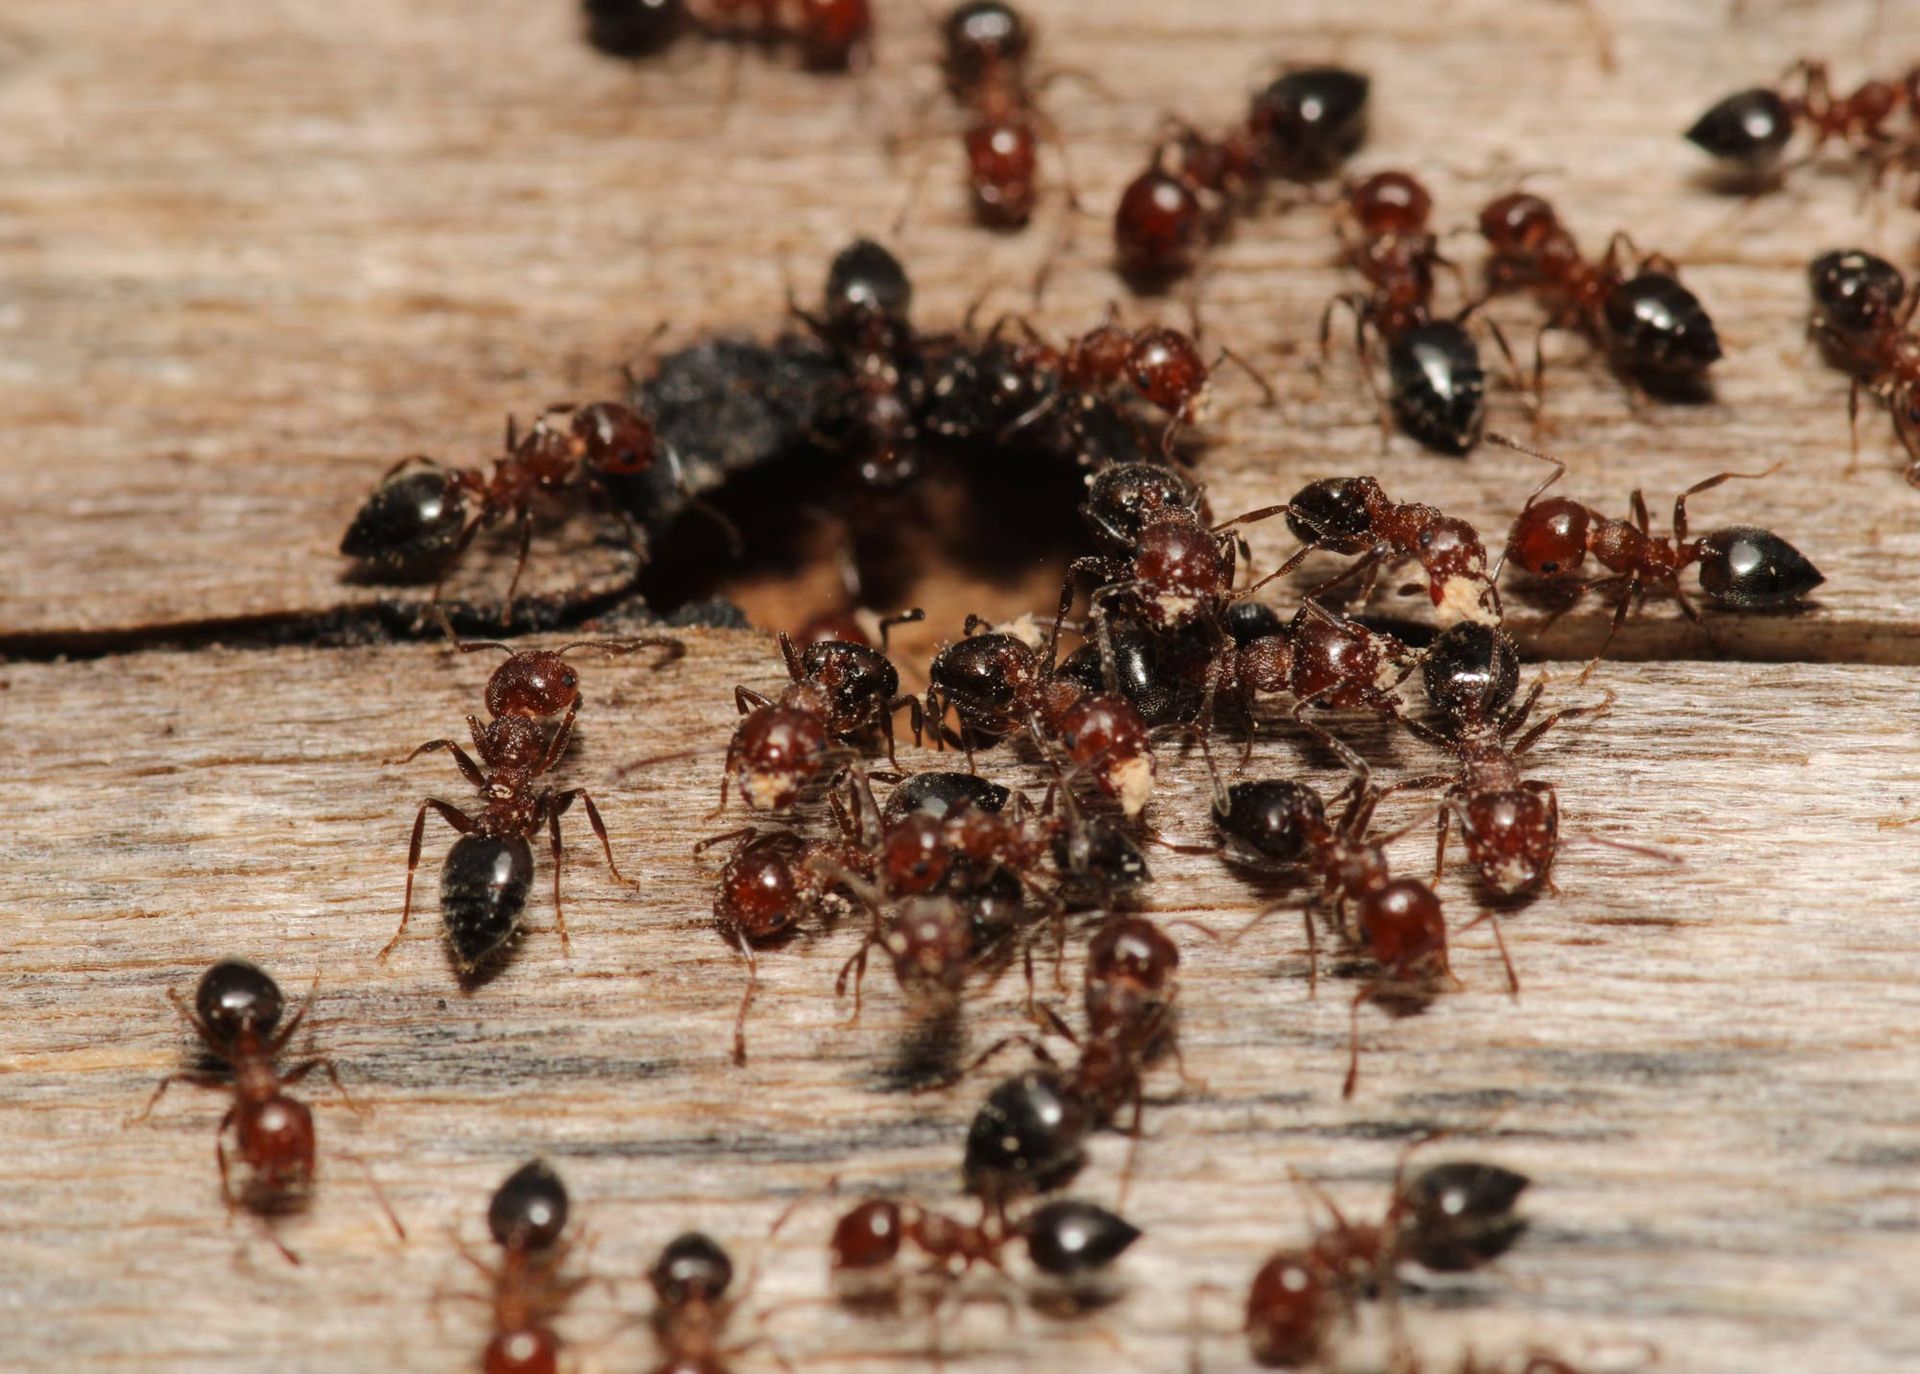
[1685,87,1795,170]
[1284,477,1377,552]
[1387,320,1486,456]
[883,771,1011,822]
[1809,249,1906,346]
[1604,271,1723,378]
[584,0,690,57]
[339,462,469,575]
[1695,526,1825,607]
[1248,67,1370,180]
[442,833,537,973]
[1353,878,1447,976]
[1021,1198,1142,1276]
[1216,780,1328,869]
[964,1068,1091,1202]
[1421,622,1521,729]
[1395,1161,1530,1272]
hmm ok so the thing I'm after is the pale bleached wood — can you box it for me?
[4,1,1920,659]
[4,634,1918,1373]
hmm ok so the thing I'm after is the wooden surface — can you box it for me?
[4,1,1920,1372]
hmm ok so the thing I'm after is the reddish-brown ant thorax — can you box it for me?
[1115,168,1203,274]
[484,714,553,773]
[1459,789,1558,896]
[1133,516,1228,628]
[1246,1250,1339,1367]
[1507,497,1592,577]
[1053,692,1155,816]
[1479,192,1560,256]
[830,1199,905,1270]
[1349,170,1431,236]
[1356,878,1447,976]
[1127,327,1210,421]
[880,812,954,896]
[730,705,830,811]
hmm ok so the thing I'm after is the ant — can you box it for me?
[1686,61,1913,182]
[795,238,925,491]
[1807,248,1920,483]
[1490,433,1824,666]
[942,1,1047,229]
[381,687,637,978]
[586,0,870,71]
[1212,721,1506,1097]
[1236,1150,1530,1368]
[1237,475,1501,627]
[450,1161,587,1374]
[1113,67,1369,281]
[717,610,923,814]
[1477,191,1721,399]
[132,959,401,1264]
[642,1228,789,1374]
[339,400,672,613]
[925,616,1157,818]
[1322,170,1513,455]
[830,1194,1141,1314]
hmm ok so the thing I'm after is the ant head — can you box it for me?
[1286,477,1378,553]
[1054,816,1152,906]
[963,1069,1090,1203]
[942,1,1029,88]
[482,715,550,773]
[824,239,912,335]
[1507,495,1591,579]
[879,813,953,897]
[730,705,829,813]
[1348,169,1432,237]
[1114,167,1203,277]
[1459,790,1558,897]
[1082,461,1204,553]
[884,897,973,1002]
[1685,87,1794,167]
[1215,780,1328,869]
[1809,249,1907,341]
[1355,878,1447,976]
[716,834,809,942]
[583,0,689,58]
[650,1232,735,1308]
[1695,525,1824,608]
[1421,623,1520,730]
[339,461,470,573]
[1132,518,1227,629]
[1126,327,1208,421]
[195,958,285,1045]
[1245,1250,1335,1366]
[882,771,1010,825]
[485,651,581,720]
[830,1199,904,1271]
[928,633,1039,732]
[1085,916,1177,1007]
[1249,66,1370,180]
[800,640,900,721]
[1022,1199,1142,1277]
[570,401,658,478]
[1478,190,1560,255]
[1395,1161,1530,1272]
[1053,692,1155,817]
[488,1159,570,1251]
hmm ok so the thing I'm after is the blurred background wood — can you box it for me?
[3,1,1920,1372]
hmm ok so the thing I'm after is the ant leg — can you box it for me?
[214,1105,239,1213]
[1456,907,1521,997]
[128,1070,227,1125]
[731,928,759,1067]
[1671,464,1784,541]
[1577,579,1637,684]
[893,694,925,749]
[1210,343,1278,407]
[1511,690,1615,757]
[283,1057,368,1117]
[1116,1080,1146,1212]
[499,506,536,621]
[834,941,872,1027]
[693,826,758,857]
[1342,984,1378,1100]
[380,801,476,961]
[538,703,581,773]
[335,1147,409,1242]
[398,739,488,789]
[735,686,774,716]
[1432,805,1451,885]
[1302,908,1320,997]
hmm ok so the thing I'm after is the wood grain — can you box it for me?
[6,637,1920,1373]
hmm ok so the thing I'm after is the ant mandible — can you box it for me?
[132,959,402,1264]
[1490,432,1823,668]
[340,400,672,614]
[1807,248,1920,484]
[718,610,923,814]
[1477,191,1721,401]
[449,1160,587,1374]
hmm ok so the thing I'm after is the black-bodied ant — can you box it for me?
[1686,60,1914,183]
[132,959,403,1264]
[1807,248,1920,484]
[794,239,926,491]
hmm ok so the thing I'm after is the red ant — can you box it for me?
[1490,433,1823,668]
[717,610,923,815]
[941,1,1047,228]
[641,1228,792,1374]
[1232,475,1501,627]
[1113,67,1369,281]
[924,615,1157,818]
[1229,1149,1530,1368]
[795,239,925,490]
[1477,191,1721,399]
[132,959,403,1264]
[1686,60,1915,182]
[449,1161,587,1374]
[1808,248,1920,483]
[1211,720,1511,1098]
[590,0,870,69]
[339,400,673,613]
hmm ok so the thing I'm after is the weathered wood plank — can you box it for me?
[4,0,1920,660]
[5,635,1918,1372]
